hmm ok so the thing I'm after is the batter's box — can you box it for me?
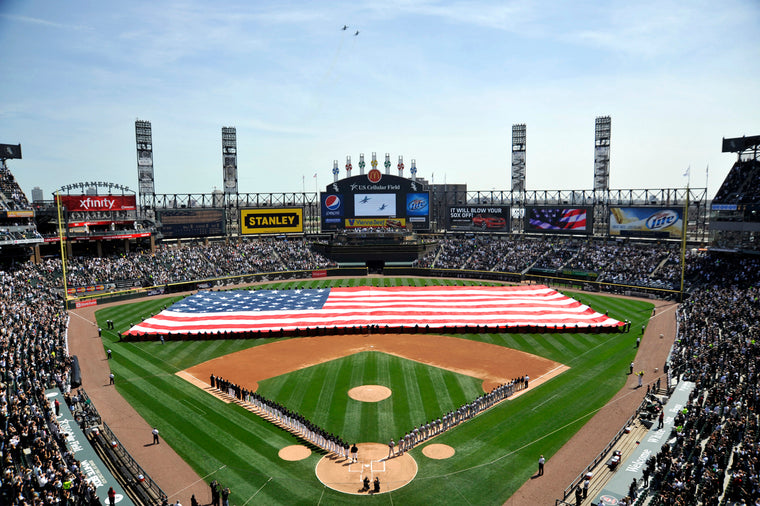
[347,462,366,473]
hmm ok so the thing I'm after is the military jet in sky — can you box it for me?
[342,25,348,30]
[360,196,370,204]
[354,30,360,36]
[378,203,387,211]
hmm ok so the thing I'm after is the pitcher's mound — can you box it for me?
[422,444,455,459]
[279,445,311,461]
[348,385,392,402]
[315,442,417,495]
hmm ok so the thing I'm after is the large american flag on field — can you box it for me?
[124,285,622,336]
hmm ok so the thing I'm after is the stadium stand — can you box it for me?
[712,159,760,205]
[0,165,32,211]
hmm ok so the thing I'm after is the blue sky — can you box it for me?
[1,0,758,200]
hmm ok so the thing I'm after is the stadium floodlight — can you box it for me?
[222,127,238,195]
[593,116,611,192]
[511,124,526,193]
[136,120,156,204]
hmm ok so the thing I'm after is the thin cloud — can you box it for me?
[361,0,537,31]
[0,13,84,30]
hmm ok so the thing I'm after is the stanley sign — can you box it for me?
[240,208,303,235]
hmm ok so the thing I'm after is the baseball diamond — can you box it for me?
[67,276,672,505]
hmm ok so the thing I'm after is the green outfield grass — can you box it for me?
[95,277,654,505]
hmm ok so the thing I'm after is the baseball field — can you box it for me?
[90,277,655,505]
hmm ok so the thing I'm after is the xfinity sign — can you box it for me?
[58,195,137,212]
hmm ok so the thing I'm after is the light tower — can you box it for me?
[511,124,526,193]
[593,116,611,234]
[332,160,339,182]
[384,153,391,175]
[397,156,404,177]
[593,116,611,192]
[135,120,155,209]
[345,155,352,177]
[221,127,238,195]
[359,153,366,175]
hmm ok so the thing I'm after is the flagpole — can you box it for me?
[679,181,689,302]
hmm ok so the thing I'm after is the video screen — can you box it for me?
[526,207,591,234]
[354,194,396,217]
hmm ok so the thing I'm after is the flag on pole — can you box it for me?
[683,167,690,177]
[124,285,623,336]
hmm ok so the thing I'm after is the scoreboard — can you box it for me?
[320,172,429,231]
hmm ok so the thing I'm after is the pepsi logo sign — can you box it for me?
[645,210,678,230]
[325,195,341,211]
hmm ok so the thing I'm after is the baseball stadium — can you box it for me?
[1,122,759,506]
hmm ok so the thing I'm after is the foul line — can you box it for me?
[169,464,226,498]
[70,311,97,326]
[243,477,272,506]
[531,394,558,411]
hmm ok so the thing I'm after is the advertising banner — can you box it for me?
[4,210,34,218]
[447,206,509,231]
[0,143,22,159]
[406,193,430,224]
[525,206,592,234]
[320,194,344,231]
[57,195,137,212]
[160,209,226,238]
[609,207,683,238]
[345,218,406,228]
[240,208,303,235]
[44,388,130,505]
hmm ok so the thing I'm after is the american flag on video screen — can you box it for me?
[529,208,587,230]
[125,285,621,335]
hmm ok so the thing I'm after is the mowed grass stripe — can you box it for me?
[374,353,396,440]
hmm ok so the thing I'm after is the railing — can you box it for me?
[96,422,167,505]
[561,396,649,501]
[75,388,167,505]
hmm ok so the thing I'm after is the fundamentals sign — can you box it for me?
[240,208,303,234]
